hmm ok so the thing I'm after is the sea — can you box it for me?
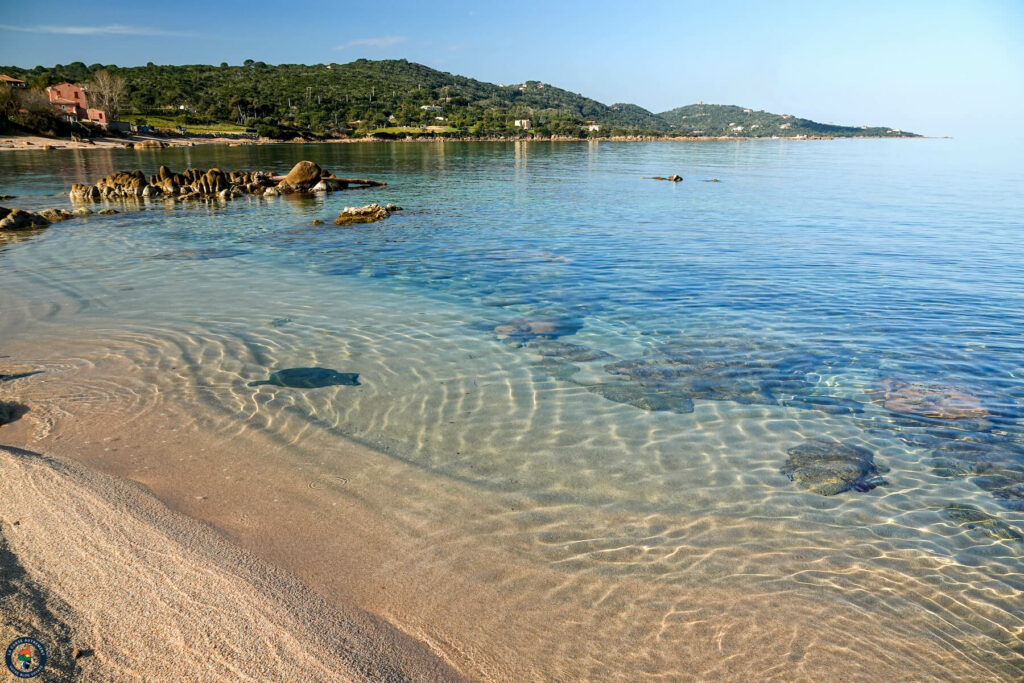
[1,139,1022,679]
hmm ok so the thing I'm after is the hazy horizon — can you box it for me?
[1,0,1022,139]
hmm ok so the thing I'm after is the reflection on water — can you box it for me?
[1,140,1022,677]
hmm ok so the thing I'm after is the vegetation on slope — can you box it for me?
[658,103,916,138]
[0,59,917,139]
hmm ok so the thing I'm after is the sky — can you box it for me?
[0,0,1021,137]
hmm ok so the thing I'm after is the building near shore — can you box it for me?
[45,81,121,128]
[1,74,26,88]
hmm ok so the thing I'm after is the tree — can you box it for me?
[87,70,127,121]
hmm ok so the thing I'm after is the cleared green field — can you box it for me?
[370,126,457,135]
[124,113,247,135]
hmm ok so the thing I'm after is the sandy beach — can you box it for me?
[0,443,462,682]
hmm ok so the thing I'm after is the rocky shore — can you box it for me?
[70,160,385,202]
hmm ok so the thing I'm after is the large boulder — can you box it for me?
[0,208,50,231]
[281,161,323,191]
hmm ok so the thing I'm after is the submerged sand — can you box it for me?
[0,444,462,682]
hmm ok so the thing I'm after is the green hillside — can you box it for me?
[0,59,916,139]
[658,103,916,138]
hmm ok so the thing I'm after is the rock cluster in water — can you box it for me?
[0,206,86,231]
[69,161,386,202]
[334,203,402,225]
[780,439,889,496]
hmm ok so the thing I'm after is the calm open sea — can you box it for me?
[1,139,1022,678]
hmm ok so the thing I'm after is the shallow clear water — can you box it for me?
[2,139,1023,676]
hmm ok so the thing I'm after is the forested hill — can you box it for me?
[0,59,915,138]
[658,103,917,138]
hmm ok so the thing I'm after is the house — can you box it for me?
[420,105,443,112]
[584,122,601,132]
[1,74,26,88]
[513,119,531,129]
[47,82,89,121]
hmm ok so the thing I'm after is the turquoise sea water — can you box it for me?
[2,139,1023,676]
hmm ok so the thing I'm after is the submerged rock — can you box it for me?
[334,203,402,226]
[97,209,118,215]
[0,400,29,426]
[532,358,581,381]
[248,367,360,389]
[526,341,613,362]
[876,379,987,420]
[494,316,583,341]
[941,504,1023,542]
[781,439,889,496]
[585,382,695,414]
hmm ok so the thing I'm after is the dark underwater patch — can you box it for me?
[248,367,360,388]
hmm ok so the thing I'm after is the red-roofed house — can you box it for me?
[1,74,26,88]
[46,82,115,127]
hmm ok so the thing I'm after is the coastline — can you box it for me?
[0,443,463,682]
[0,130,927,153]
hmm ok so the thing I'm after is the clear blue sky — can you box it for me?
[1,0,1021,137]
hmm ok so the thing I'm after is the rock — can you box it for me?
[876,379,987,419]
[312,219,324,226]
[532,358,581,381]
[527,341,613,362]
[37,208,73,222]
[493,316,583,340]
[0,208,50,231]
[281,161,323,191]
[263,187,280,197]
[311,181,329,193]
[941,504,1023,542]
[585,382,695,413]
[97,208,118,215]
[72,207,92,217]
[334,203,401,226]
[651,175,683,182]
[781,439,888,496]
[134,140,165,149]
[248,367,360,388]
[0,400,29,425]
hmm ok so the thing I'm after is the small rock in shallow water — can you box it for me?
[526,341,613,362]
[312,219,324,226]
[781,438,888,496]
[941,504,1023,542]
[532,358,581,381]
[248,367,360,388]
[494,317,583,341]
[876,378,987,420]
[0,400,29,425]
[334,204,401,226]
[97,208,118,215]
[585,382,695,414]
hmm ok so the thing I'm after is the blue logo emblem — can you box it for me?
[5,637,47,678]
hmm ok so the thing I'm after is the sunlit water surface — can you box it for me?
[1,140,1022,678]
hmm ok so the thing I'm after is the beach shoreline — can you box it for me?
[0,443,464,682]
[0,130,931,153]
